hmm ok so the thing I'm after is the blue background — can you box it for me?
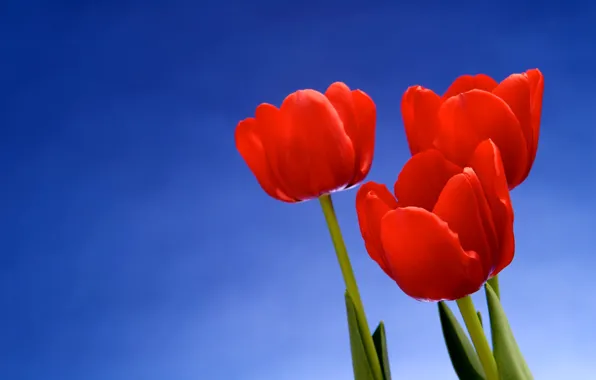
[1,1,594,379]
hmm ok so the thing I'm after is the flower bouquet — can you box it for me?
[235,70,544,380]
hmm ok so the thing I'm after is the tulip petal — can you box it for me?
[351,89,377,185]
[467,140,515,276]
[356,182,398,277]
[277,89,356,200]
[380,207,485,301]
[235,116,296,202]
[325,82,358,149]
[401,86,441,155]
[253,103,298,199]
[526,68,544,169]
[435,90,529,188]
[393,150,462,211]
[492,73,533,175]
[441,74,499,100]
[324,83,376,186]
[433,170,495,277]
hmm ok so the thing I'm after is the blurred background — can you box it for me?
[1,1,594,379]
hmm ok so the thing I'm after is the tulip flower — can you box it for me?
[235,82,376,203]
[401,69,544,189]
[236,83,385,379]
[356,139,514,301]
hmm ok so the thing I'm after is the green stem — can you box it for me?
[319,194,383,380]
[488,276,500,299]
[456,296,499,380]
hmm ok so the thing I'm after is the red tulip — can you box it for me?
[401,69,544,189]
[356,140,514,301]
[235,82,376,202]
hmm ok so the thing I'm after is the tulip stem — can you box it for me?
[456,295,499,380]
[488,276,500,299]
[319,194,383,380]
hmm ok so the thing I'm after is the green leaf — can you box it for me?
[477,311,483,327]
[438,301,486,380]
[485,284,533,380]
[345,291,375,380]
[372,321,392,380]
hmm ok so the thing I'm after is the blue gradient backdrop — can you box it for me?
[1,1,595,379]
